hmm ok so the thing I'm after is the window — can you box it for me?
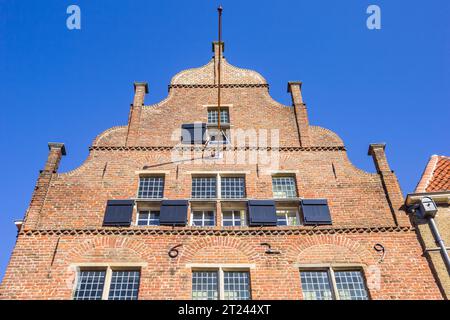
[137,211,160,226]
[192,269,251,300]
[221,177,246,199]
[276,210,300,226]
[208,108,230,125]
[272,176,297,198]
[222,210,247,227]
[192,176,217,199]
[300,269,369,300]
[138,176,164,199]
[108,270,141,300]
[73,270,106,300]
[191,211,215,227]
[192,271,219,300]
[74,268,140,300]
[334,271,369,300]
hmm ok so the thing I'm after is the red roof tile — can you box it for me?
[415,155,450,193]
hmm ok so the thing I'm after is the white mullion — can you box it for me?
[102,267,113,300]
[217,174,221,199]
[329,267,340,300]
[219,268,225,300]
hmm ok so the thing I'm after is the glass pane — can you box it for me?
[223,271,251,300]
[300,271,333,300]
[138,177,164,199]
[108,270,140,300]
[192,271,218,300]
[137,211,160,226]
[208,109,229,124]
[334,271,369,300]
[192,177,217,199]
[73,270,106,300]
[221,177,246,199]
[203,211,215,226]
[272,177,297,198]
[276,211,288,226]
[287,211,299,226]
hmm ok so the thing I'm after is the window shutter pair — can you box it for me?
[181,123,207,144]
[247,199,332,226]
[103,199,189,227]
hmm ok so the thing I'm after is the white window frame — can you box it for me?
[271,175,298,199]
[73,265,142,300]
[207,107,230,125]
[136,175,165,199]
[298,266,369,300]
[191,210,216,227]
[222,210,247,227]
[136,210,161,226]
[276,208,301,226]
[191,173,246,200]
[190,265,253,300]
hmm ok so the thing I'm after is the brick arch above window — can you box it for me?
[179,236,258,264]
[66,237,148,263]
[286,235,376,266]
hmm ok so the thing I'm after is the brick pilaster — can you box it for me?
[23,143,66,230]
[288,81,310,147]
[126,82,148,146]
[368,143,410,227]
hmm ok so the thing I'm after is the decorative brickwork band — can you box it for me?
[89,145,346,152]
[20,225,415,237]
[168,83,269,90]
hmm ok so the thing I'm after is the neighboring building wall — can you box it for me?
[411,156,450,299]
[0,44,443,300]
[414,205,450,299]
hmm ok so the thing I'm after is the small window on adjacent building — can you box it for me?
[137,211,160,226]
[74,268,140,300]
[221,176,246,199]
[276,210,300,226]
[207,108,230,125]
[300,269,369,300]
[222,210,247,227]
[191,211,215,227]
[192,176,217,199]
[272,176,297,198]
[138,176,164,199]
[192,269,251,300]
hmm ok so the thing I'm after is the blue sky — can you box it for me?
[0,0,449,279]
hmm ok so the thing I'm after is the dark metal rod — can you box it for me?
[428,217,450,275]
[217,6,223,133]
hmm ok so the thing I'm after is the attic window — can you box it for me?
[207,108,230,125]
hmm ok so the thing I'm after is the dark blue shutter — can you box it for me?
[248,200,277,226]
[103,200,134,227]
[160,200,189,225]
[181,123,207,144]
[301,199,332,225]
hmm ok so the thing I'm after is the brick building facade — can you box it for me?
[0,42,443,300]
